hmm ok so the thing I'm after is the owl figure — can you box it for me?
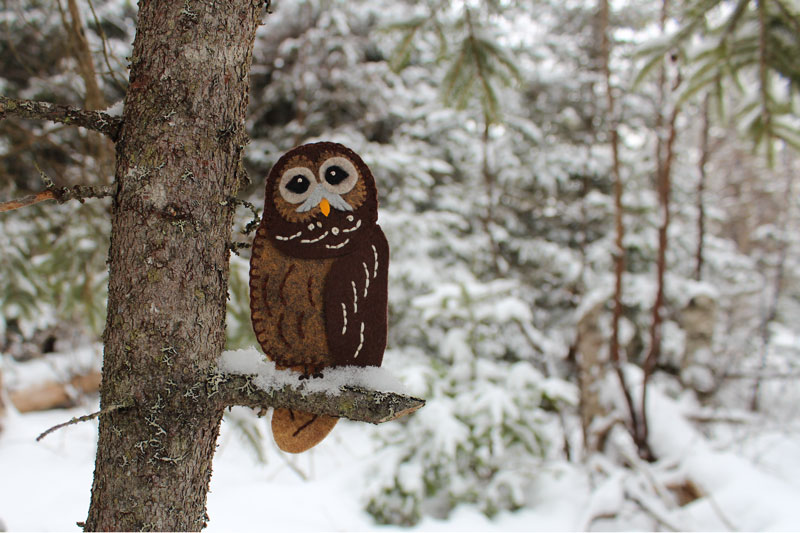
[249,142,389,453]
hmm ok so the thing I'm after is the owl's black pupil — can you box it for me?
[286,175,309,194]
[325,165,348,185]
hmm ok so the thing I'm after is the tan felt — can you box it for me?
[271,408,339,454]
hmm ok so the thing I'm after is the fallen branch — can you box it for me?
[10,370,102,413]
[0,95,122,141]
[212,373,425,424]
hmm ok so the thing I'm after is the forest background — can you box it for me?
[1,0,799,530]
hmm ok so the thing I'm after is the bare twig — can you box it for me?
[57,0,106,110]
[0,190,56,213]
[0,182,116,213]
[86,0,127,91]
[0,95,122,141]
[705,491,739,531]
[695,93,711,280]
[626,490,682,532]
[214,374,425,424]
[36,402,131,442]
[226,195,262,235]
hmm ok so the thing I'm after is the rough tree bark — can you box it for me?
[84,1,262,530]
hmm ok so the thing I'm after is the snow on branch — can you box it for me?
[0,95,122,141]
[212,349,425,424]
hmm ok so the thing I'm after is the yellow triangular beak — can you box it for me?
[319,198,331,217]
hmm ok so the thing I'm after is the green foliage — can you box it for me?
[225,254,258,350]
[635,0,800,159]
[386,4,521,124]
[0,200,109,338]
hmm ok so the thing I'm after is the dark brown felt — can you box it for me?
[263,142,379,260]
[250,142,390,453]
[324,227,389,368]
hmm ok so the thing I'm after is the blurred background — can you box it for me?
[1,0,799,530]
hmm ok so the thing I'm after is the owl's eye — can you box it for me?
[325,166,348,186]
[286,174,310,194]
[319,157,358,195]
[278,167,316,204]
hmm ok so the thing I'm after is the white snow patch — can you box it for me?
[218,347,409,396]
[2,345,102,391]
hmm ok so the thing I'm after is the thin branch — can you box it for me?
[0,95,122,141]
[86,0,128,92]
[695,93,711,280]
[212,374,425,424]
[626,491,682,532]
[36,402,131,441]
[640,0,679,460]
[227,195,262,235]
[757,0,773,162]
[57,0,106,110]
[0,182,116,213]
[0,190,56,213]
[600,0,641,447]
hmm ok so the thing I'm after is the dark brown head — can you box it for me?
[262,142,378,258]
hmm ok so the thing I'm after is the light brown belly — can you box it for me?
[250,233,334,369]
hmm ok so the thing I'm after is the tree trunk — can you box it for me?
[576,302,607,453]
[598,0,640,451]
[85,1,261,530]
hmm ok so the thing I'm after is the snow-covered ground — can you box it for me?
[2,350,800,531]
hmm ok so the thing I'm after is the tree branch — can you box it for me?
[212,374,425,424]
[36,402,131,442]
[0,95,122,141]
[0,183,116,213]
[0,190,56,213]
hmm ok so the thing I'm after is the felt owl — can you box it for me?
[249,142,389,453]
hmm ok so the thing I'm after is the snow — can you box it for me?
[218,347,409,396]
[2,362,800,531]
[645,385,800,531]
[2,346,101,390]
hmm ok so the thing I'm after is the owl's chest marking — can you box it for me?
[273,215,362,251]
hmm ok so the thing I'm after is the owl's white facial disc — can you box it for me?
[278,167,317,204]
[319,157,358,195]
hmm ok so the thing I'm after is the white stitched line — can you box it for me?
[351,281,358,314]
[362,262,370,298]
[353,322,365,359]
[371,244,379,278]
[325,238,350,250]
[342,219,362,233]
[341,303,348,335]
[275,231,302,241]
[300,231,328,244]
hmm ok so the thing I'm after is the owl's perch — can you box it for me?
[212,374,425,424]
[0,95,122,141]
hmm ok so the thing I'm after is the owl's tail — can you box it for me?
[271,408,338,453]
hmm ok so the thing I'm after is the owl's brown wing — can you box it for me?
[324,225,389,368]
